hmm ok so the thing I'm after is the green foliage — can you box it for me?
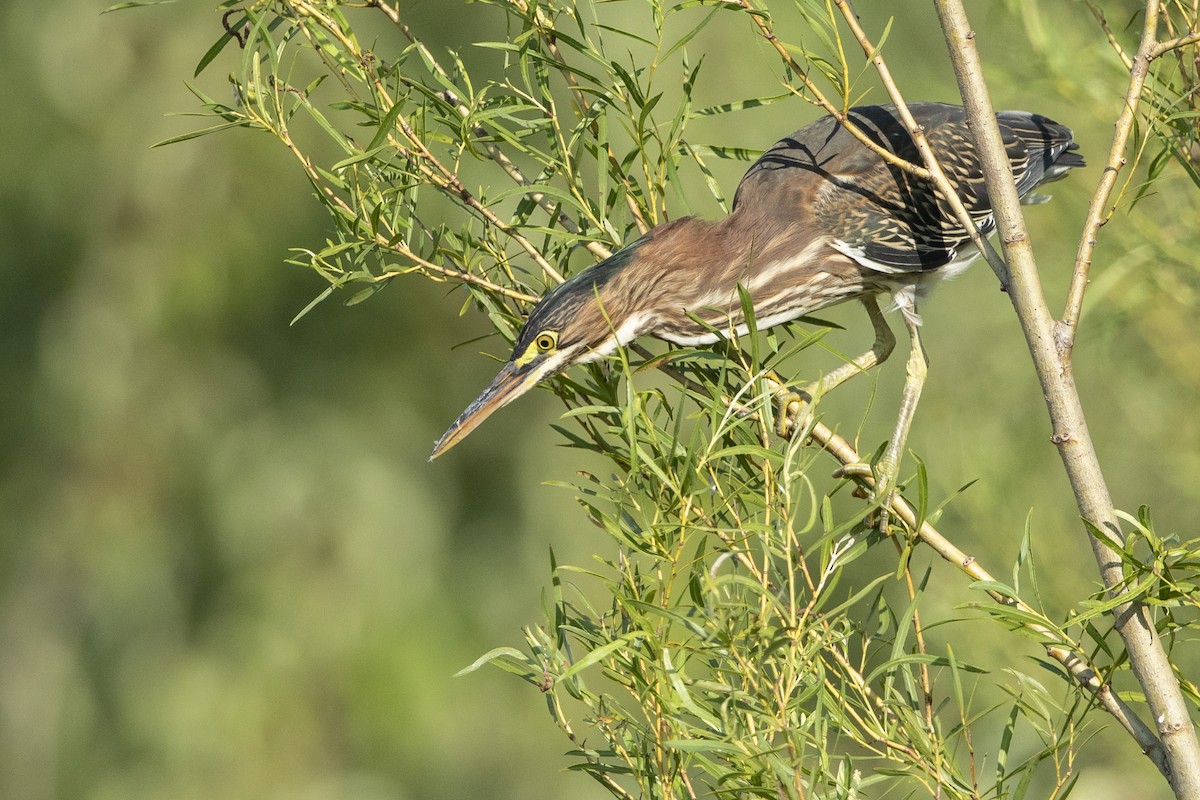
[105,0,1200,797]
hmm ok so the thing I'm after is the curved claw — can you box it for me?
[777,393,809,438]
[764,370,814,439]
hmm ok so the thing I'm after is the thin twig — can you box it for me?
[1153,30,1200,58]
[899,555,936,732]
[373,0,614,264]
[732,0,934,180]
[830,0,1009,282]
[1085,2,1135,69]
[819,643,960,788]
[268,86,539,304]
[1067,21,1200,339]
[1064,6,1172,346]
[509,0,652,234]
[290,1,566,284]
[370,248,539,303]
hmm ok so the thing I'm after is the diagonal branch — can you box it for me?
[830,0,1009,282]
[931,0,1200,795]
[800,418,1164,766]
[1064,6,1171,346]
[696,368,1159,757]
[1065,17,1200,345]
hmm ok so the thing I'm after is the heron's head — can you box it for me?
[429,248,645,459]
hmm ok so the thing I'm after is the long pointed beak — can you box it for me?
[429,359,545,460]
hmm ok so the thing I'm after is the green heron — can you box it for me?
[431,102,1083,500]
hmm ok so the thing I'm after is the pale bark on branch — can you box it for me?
[931,0,1200,795]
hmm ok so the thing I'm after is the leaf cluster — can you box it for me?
[110,0,1200,797]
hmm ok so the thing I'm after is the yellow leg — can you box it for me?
[773,296,896,438]
[835,296,928,529]
[878,304,927,523]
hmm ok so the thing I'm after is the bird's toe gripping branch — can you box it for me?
[763,296,899,443]
[832,458,901,528]
[763,295,920,532]
[763,371,815,439]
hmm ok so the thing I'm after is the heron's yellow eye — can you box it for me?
[515,330,559,367]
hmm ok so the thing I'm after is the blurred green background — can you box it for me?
[1,1,1196,798]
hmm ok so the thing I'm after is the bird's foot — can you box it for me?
[776,389,814,439]
[763,371,813,439]
[833,457,900,532]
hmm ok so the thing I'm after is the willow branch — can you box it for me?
[733,0,936,181]
[509,0,652,234]
[1067,18,1199,341]
[1153,30,1200,58]
[290,1,566,284]
[274,118,537,304]
[1064,6,1170,346]
[372,0,614,263]
[1085,2,1135,69]
[741,371,1146,748]
[371,241,539,303]
[932,1,1200,794]
[831,0,1009,283]
[799,419,1163,766]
